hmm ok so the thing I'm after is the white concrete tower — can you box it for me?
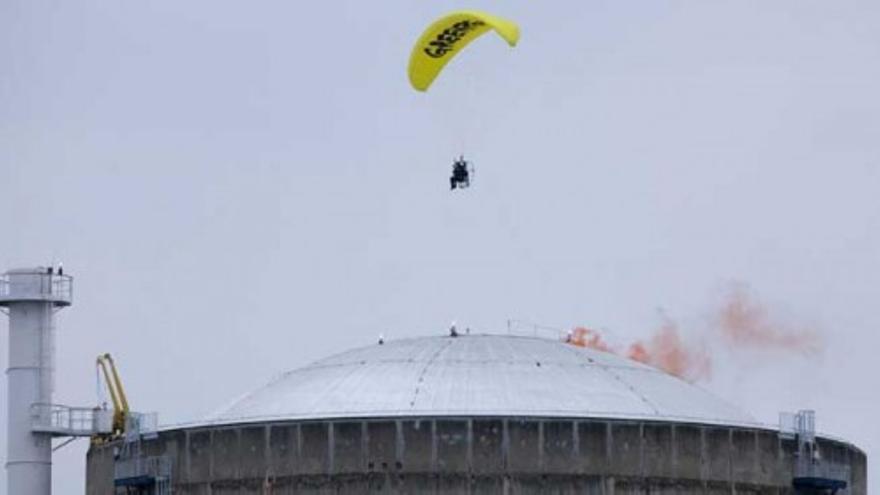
[1,267,72,495]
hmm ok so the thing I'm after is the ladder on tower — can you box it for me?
[780,410,851,494]
[114,429,172,495]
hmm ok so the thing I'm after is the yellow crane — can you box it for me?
[95,353,130,440]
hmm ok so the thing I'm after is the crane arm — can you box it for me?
[96,353,129,435]
[96,355,122,415]
[104,353,130,415]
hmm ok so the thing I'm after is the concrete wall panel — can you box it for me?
[187,429,213,483]
[401,420,433,472]
[176,484,212,495]
[240,426,266,479]
[291,475,335,495]
[851,447,867,495]
[269,424,297,477]
[704,427,731,482]
[85,418,867,495]
[528,474,603,494]
[85,445,114,495]
[298,422,330,474]
[160,430,186,486]
[543,420,575,474]
[778,438,798,482]
[705,480,735,494]
[674,425,702,480]
[210,479,245,494]
[366,421,398,472]
[643,423,674,478]
[731,429,757,483]
[508,419,540,473]
[332,473,392,494]
[333,421,363,473]
[395,474,436,495]
[212,428,240,481]
[609,422,641,477]
[433,473,470,494]
[756,429,782,486]
[472,419,504,474]
[576,421,608,475]
[436,420,469,472]
[470,475,504,493]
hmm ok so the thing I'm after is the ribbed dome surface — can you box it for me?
[207,334,754,427]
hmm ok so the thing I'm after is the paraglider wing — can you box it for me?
[408,11,520,92]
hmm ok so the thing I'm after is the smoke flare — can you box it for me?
[567,281,820,382]
[567,322,709,382]
[568,327,612,352]
[626,318,712,382]
[717,284,821,354]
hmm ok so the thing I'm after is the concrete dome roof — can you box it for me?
[206,334,755,427]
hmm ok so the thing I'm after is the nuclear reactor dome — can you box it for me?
[87,333,867,495]
[209,334,753,426]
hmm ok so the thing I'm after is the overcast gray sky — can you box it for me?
[2,1,878,492]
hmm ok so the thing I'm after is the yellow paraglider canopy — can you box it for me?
[408,11,520,92]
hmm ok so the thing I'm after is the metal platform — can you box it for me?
[793,476,848,491]
[794,458,851,493]
[0,269,72,307]
[30,403,113,437]
[782,411,852,494]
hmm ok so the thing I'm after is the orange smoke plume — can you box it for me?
[566,281,820,382]
[567,322,710,382]
[627,342,649,363]
[718,284,820,354]
[626,318,711,382]
[568,327,613,352]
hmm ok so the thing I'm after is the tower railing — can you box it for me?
[125,412,160,441]
[0,272,73,305]
[779,410,815,442]
[30,403,113,436]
